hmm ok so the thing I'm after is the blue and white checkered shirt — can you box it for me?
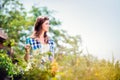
[26,37,55,61]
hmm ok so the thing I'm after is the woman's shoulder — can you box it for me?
[26,36,36,44]
[26,36,36,41]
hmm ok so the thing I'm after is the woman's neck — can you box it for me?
[38,31,46,44]
[39,30,45,38]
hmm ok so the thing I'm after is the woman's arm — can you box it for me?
[24,44,31,62]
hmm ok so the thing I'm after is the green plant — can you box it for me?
[0,52,14,79]
[21,51,59,80]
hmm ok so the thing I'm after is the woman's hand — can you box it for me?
[25,44,31,53]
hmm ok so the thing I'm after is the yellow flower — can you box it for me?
[95,72,99,76]
[51,59,59,76]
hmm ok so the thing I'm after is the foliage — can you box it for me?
[22,52,59,80]
[22,62,58,80]
[0,52,20,80]
[21,53,120,80]
[0,39,26,80]
[56,54,120,80]
[0,53,14,76]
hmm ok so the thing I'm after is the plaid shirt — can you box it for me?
[26,37,55,60]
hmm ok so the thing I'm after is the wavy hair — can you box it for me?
[31,16,49,43]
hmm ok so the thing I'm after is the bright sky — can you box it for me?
[20,0,120,61]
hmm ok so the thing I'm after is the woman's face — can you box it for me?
[42,20,50,32]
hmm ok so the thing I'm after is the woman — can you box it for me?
[24,16,55,66]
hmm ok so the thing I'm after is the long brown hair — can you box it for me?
[31,16,49,43]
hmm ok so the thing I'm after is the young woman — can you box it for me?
[24,16,55,65]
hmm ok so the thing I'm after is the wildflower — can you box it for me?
[50,59,59,76]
